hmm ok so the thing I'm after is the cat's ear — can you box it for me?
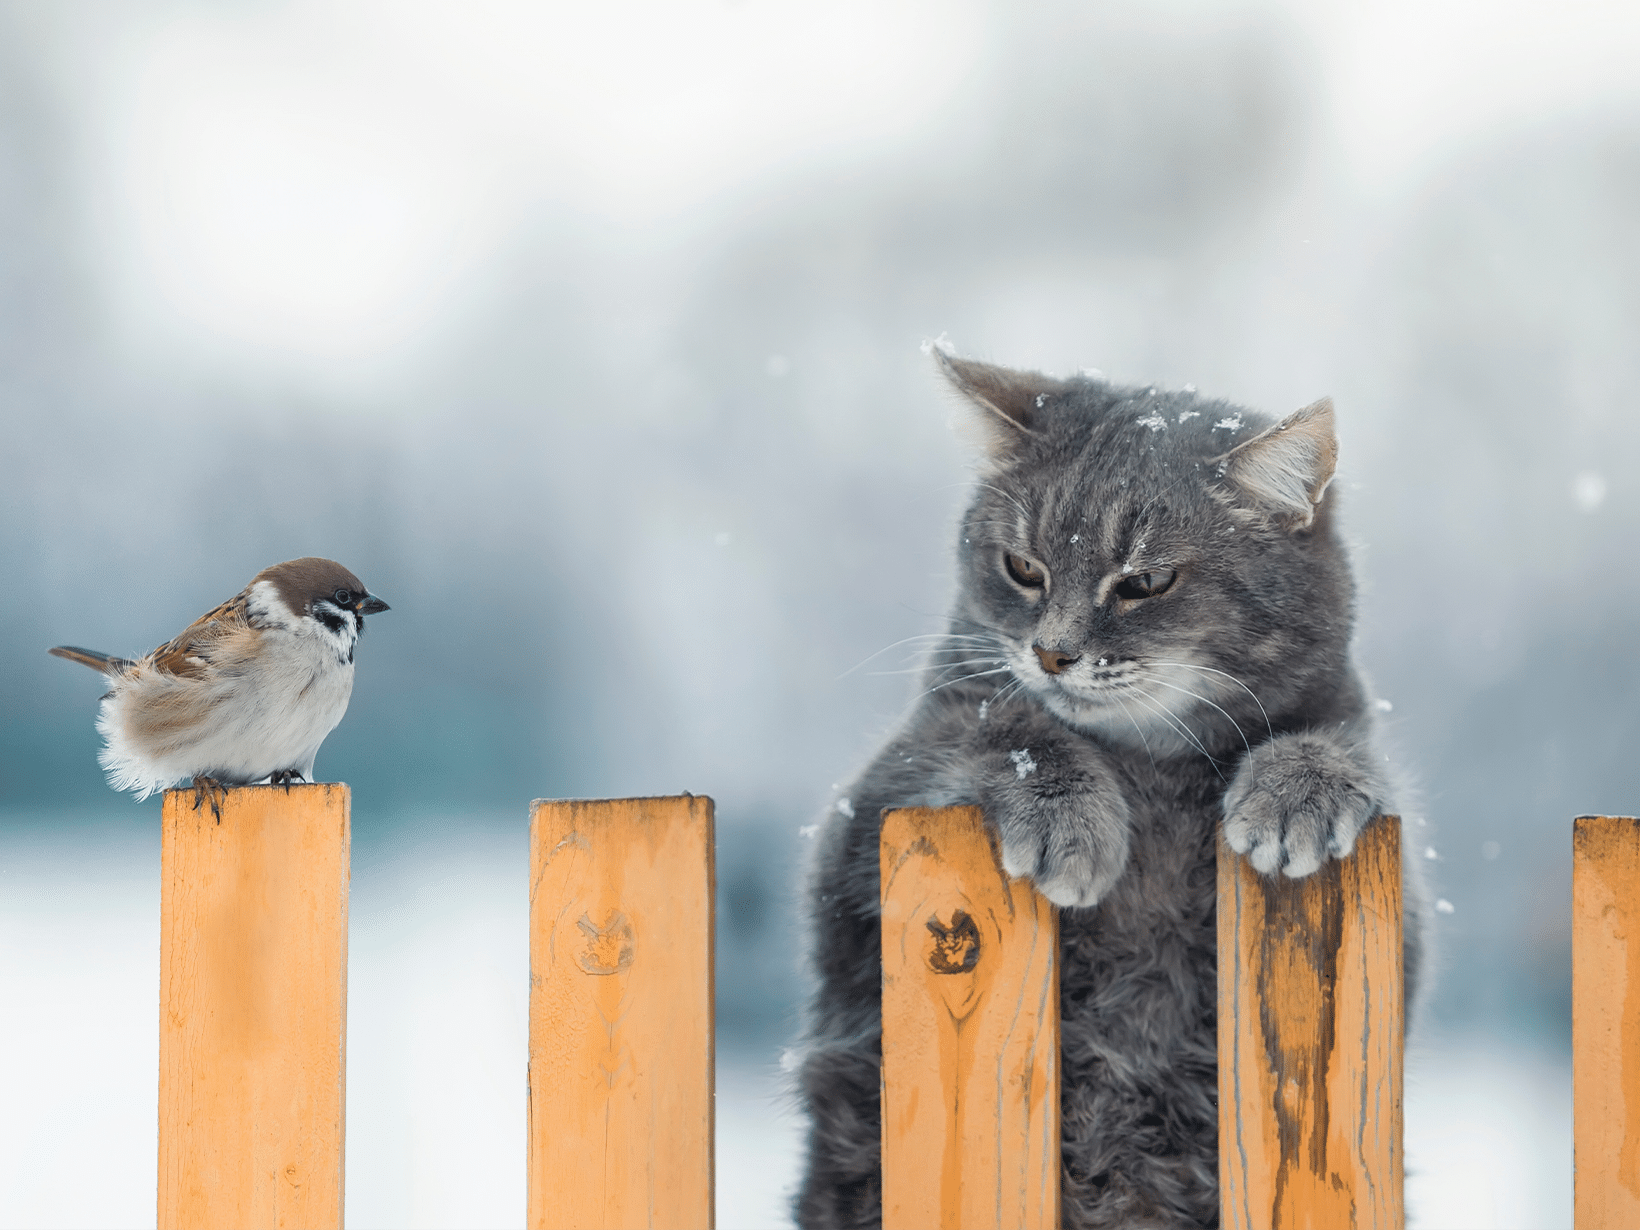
[1219,398,1338,529]
[935,352,1062,461]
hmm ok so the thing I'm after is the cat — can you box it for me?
[793,353,1425,1229]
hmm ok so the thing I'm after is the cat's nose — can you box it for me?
[1033,644,1081,675]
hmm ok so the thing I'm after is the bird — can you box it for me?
[50,557,390,803]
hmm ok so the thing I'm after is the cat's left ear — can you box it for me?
[935,351,1065,462]
[1219,398,1338,530]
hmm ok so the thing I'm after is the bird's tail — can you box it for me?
[49,646,134,673]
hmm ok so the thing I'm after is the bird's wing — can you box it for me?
[149,588,262,679]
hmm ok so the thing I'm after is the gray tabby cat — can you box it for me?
[794,354,1423,1229]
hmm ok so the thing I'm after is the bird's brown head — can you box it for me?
[256,557,391,622]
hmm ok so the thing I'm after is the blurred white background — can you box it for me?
[5,1,1640,1225]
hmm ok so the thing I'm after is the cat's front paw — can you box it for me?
[986,759,1132,909]
[1223,733,1378,877]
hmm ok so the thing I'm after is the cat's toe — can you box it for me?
[1224,733,1379,878]
[1279,826,1327,878]
[999,831,1041,880]
[1033,856,1110,908]
[997,811,1124,907]
[1224,787,1373,878]
[1226,817,1286,876]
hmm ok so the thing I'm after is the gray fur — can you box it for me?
[794,357,1425,1229]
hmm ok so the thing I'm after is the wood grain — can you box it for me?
[879,806,1059,1230]
[158,783,350,1230]
[1218,815,1403,1230]
[528,796,715,1230]
[1573,815,1640,1228]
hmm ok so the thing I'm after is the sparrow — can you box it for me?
[50,557,390,801]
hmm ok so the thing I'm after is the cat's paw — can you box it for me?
[1223,733,1378,877]
[988,768,1132,909]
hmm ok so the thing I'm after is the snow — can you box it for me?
[1177,410,1200,423]
[1375,698,1394,712]
[834,797,854,819]
[1573,470,1607,513]
[920,331,957,356]
[977,700,989,720]
[1213,414,1244,430]
[1425,846,1439,860]
[1436,898,1456,914]
[1137,413,1168,431]
[798,824,819,839]
[1009,749,1037,779]
[1035,393,1047,408]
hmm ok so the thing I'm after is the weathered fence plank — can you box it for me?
[527,795,716,1230]
[879,805,1060,1230]
[1573,814,1640,1228]
[158,783,350,1230]
[1218,815,1404,1230]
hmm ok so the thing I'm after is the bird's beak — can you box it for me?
[357,594,390,615]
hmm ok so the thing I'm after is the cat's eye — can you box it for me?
[333,588,353,607]
[1004,552,1046,589]
[1114,569,1176,600]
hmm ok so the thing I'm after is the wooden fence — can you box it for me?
[149,785,1634,1230]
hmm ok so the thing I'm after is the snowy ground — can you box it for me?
[0,813,1566,1229]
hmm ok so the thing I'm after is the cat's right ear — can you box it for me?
[935,352,1061,462]
[1218,397,1339,530]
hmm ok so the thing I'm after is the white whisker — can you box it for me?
[917,666,1013,699]
[990,677,1027,707]
[1111,694,1157,772]
[1146,660,1273,740]
[1130,689,1225,779]
[867,657,1007,678]
[1143,676,1253,759]
[839,633,1000,678]
[974,482,1033,524]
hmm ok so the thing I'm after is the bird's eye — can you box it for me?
[1114,569,1177,600]
[333,588,353,607]
[1004,552,1046,589]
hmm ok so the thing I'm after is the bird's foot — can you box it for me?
[190,776,229,822]
[268,768,308,792]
